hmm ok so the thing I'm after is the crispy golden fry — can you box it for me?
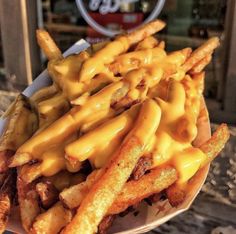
[30,84,58,104]
[200,124,230,165]
[189,54,212,75]
[79,20,166,82]
[62,100,161,234]
[182,37,219,72]
[60,169,102,209]
[36,181,58,209]
[17,171,40,232]
[167,124,230,207]
[0,95,38,172]
[36,29,62,60]
[31,202,72,234]
[9,82,129,168]
[109,166,177,215]
[60,166,177,213]
[134,36,159,51]
[0,170,16,233]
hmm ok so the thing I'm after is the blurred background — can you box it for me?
[0,0,236,233]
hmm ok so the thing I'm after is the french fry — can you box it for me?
[60,166,177,213]
[17,171,40,232]
[0,169,16,233]
[167,124,230,207]
[0,95,38,172]
[182,37,219,72]
[31,202,72,234]
[79,20,166,82]
[189,54,212,75]
[108,166,177,215]
[62,99,161,234]
[36,181,58,209]
[60,169,103,210]
[36,29,63,60]
[134,36,159,50]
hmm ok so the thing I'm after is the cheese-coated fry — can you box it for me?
[182,37,219,72]
[78,20,166,82]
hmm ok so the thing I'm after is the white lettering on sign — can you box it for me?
[89,0,139,15]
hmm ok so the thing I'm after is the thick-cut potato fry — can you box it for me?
[17,172,40,232]
[189,54,212,75]
[62,100,161,234]
[182,37,219,72]
[79,20,166,82]
[167,124,230,207]
[31,202,72,234]
[60,166,177,213]
[0,95,38,172]
[36,29,62,60]
[36,181,58,209]
[108,166,177,215]
[134,36,159,51]
[0,169,16,233]
[60,169,103,210]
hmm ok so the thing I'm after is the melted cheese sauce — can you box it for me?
[16,41,208,185]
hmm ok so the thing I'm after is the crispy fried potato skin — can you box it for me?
[0,170,16,233]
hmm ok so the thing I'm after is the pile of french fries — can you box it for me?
[0,20,230,234]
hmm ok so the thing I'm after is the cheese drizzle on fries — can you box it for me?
[0,20,230,234]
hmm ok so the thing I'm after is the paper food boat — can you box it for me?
[0,39,211,234]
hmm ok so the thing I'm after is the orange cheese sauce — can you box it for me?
[16,41,208,185]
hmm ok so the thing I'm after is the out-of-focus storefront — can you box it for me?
[0,0,236,122]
